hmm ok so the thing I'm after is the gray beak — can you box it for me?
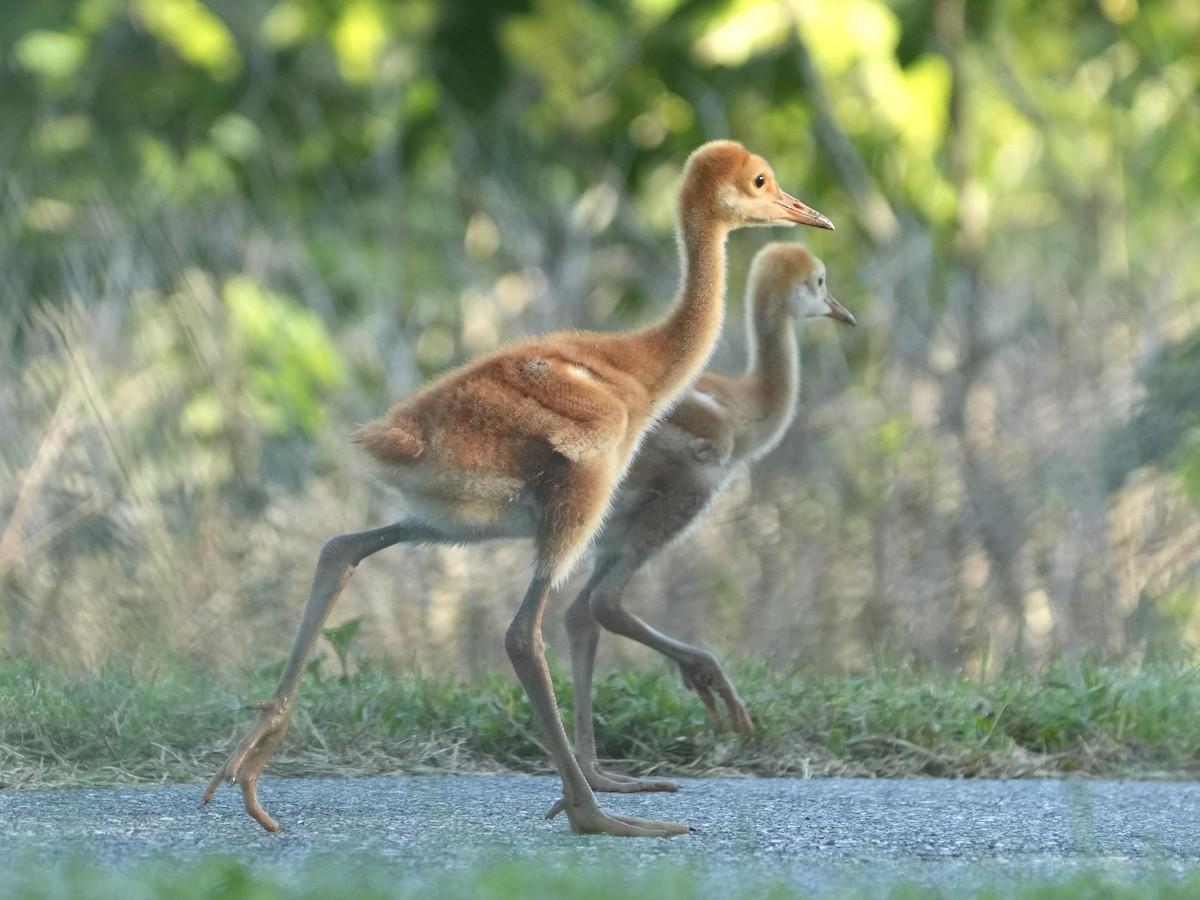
[825,293,856,326]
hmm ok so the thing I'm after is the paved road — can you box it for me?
[1,775,1197,894]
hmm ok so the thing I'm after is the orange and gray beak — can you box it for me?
[825,293,856,325]
[777,190,835,230]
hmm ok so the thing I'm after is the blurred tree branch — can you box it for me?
[788,20,898,248]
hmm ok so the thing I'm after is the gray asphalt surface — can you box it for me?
[1,775,1197,895]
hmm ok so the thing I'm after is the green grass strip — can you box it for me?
[2,653,1199,789]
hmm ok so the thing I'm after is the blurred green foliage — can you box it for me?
[6,0,1196,304]
[199,277,344,438]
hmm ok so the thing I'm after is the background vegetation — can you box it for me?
[1,0,1199,681]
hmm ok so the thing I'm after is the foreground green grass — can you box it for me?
[3,856,1198,900]
[2,648,1199,789]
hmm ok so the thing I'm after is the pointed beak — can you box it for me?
[825,293,856,326]
[776,190,835,230]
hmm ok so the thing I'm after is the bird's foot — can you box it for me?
[546,797,693,837]
[679,656,754,734]
[202,697,293,833]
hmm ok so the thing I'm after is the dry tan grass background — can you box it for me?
[4,212,1198,681]
[3,2,1199,680]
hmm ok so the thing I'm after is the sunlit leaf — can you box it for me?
[14,30,87,85]
[801,0,898,74]
[692,0,792,68]
[131,0,241,80]
[260,0,310,49]
[332,0,387,85]
[209,113,263,163]
[223,278,345,438]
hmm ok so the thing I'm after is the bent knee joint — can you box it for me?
[590,595,631,631]
[318,534,363,571]
[504,624,545,662]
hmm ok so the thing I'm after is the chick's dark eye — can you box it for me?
[818,276,824,286]
[754,173,766,189]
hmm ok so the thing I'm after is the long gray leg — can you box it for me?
[204,519,441,831]
[564,554,680,792]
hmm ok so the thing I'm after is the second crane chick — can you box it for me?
[562,241,855,797]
